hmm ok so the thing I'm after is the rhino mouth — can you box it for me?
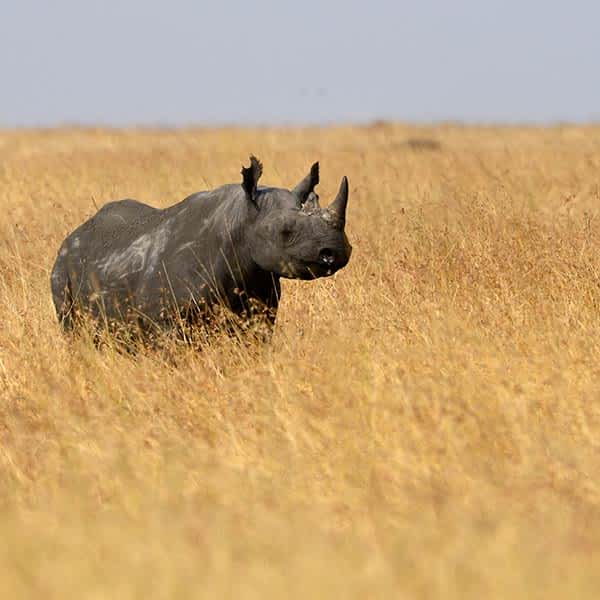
[278,259,341,280]
[306,263,337,278]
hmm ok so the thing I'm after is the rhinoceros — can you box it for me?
[50,156,352,343]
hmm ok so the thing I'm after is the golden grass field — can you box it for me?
[2,123,600,598]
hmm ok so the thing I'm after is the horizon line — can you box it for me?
[2,117,600,132]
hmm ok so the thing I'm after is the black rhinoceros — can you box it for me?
[50,156,352,342]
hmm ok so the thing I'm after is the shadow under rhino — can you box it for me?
[50,156,352,348]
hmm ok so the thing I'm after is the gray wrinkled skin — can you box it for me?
[50,156,352,342]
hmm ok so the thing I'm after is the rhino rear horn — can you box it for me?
[328,176,349,228]
[293,161,319,204]
[241,155,263,205]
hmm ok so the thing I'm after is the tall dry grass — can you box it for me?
[2,123,600,598]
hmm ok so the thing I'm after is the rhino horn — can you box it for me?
[293,162,319,204]
[327,176,349,228]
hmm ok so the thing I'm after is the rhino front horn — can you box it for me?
[328,176,349,228]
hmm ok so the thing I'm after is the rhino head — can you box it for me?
[241,156,352,280]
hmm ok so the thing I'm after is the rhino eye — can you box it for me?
[281,228,294,243]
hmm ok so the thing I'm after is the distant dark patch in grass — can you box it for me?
[401,138,442,151]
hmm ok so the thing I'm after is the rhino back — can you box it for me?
[62,186,250,323]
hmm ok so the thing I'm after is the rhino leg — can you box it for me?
[248,280,280,344]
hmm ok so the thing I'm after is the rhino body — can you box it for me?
[50,156,352,340]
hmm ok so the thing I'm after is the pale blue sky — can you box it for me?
[1,0,598,126]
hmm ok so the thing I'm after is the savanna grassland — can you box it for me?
[2,123,600,598]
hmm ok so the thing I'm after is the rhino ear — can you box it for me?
[293,162,319,204]
[241,155,263,205]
